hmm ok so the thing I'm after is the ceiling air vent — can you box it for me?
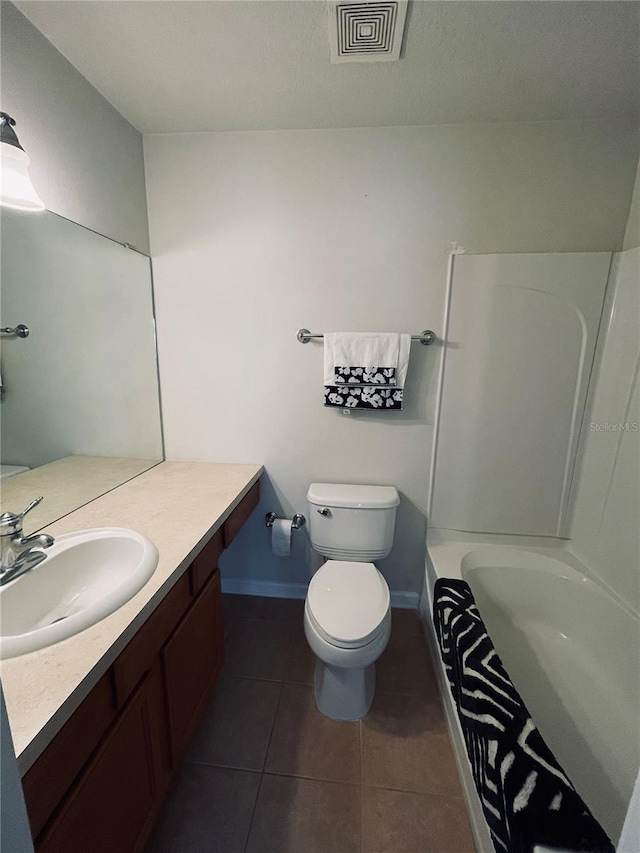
[328,1,408,64]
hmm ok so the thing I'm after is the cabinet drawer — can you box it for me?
[112,571,191,707]
[37,674,159,853]
[190,527,224,594]
[223,481,260,548]
[163,570,223,763]
[23,672,117,840]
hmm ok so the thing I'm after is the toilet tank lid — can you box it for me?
[307,483,399,509]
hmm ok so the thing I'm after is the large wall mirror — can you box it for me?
[0,209,164,531]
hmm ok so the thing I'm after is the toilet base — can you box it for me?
[314,658,376,721]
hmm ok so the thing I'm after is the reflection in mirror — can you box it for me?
[0,209,164,531]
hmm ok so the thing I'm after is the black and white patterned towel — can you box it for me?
[433,578,614,853]
[324,385,403,410]
[334,366,397,385]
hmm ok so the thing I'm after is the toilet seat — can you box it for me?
[307,560,390,649]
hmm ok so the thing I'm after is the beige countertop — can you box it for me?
[0,460,263,774]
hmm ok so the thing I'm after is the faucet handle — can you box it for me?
[19,496,44,519]
[0,496,44,535]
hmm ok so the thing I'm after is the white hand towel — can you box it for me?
[395,333,411,388]
[323,332,401,385]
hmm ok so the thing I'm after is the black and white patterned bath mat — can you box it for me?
[433,578,614,853]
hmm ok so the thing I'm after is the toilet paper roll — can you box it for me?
[271,518,292,557]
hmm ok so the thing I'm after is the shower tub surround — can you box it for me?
[423,531,639,850]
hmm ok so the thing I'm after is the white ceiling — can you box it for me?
[14,0,640,134]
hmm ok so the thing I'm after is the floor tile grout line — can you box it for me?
[220,678,439,697]
[220,672,284,685]
[185,758,263,775]
[222,672,438,698]
[226,613,302,626]
[360,781,467,799]
[242,679,285,853]
[241,771,265,853]
[359,719,364,853]
[184,759,368,794]
[180,760,465,800]
[261,678,285,773]
[228,615,302,624]
[223,672,315,688]
[251,768,363,788]
[374,687,445,701]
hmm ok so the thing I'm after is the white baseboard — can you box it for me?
[221,577,419,609]
[221,578,308,599]
[389,590,420,609]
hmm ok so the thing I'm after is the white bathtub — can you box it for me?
[423,532,640,849]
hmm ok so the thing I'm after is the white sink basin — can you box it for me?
[0,528,158,659]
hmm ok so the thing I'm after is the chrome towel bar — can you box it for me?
[1,324,29,338]
[296,328,435,345]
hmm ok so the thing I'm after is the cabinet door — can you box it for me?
[190,527,224,594]
[112,571,191,707]
[23,672,117,840]
[37,671,161,853]
[162,569,223,762]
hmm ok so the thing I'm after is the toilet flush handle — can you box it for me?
[317,507,331,517]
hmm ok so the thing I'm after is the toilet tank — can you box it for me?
[307,483,400,561]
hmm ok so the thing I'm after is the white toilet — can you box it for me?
[304,482,399,721]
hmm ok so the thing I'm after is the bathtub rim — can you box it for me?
[427,527,639,621]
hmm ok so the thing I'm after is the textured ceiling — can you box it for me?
[14,0,640,134]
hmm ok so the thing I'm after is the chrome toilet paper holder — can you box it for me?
[265,512,306,530]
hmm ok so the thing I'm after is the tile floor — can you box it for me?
[146,594,476,853]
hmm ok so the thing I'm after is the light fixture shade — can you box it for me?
[1,141,45,212]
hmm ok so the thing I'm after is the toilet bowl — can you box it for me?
[305,483,399,720]
[303,559,391,720]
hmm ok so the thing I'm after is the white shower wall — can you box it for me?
[623,160,640,250]
[430,252,611,537]
[569,245,640,613]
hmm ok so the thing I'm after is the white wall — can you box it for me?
[145,120,638,595]
[569,245,640,613]
[624,159,640,250]
[619,771,640,853]
[1,3,149,252]
[0,688,33,853]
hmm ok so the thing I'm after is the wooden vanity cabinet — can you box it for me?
[163,569,223,763]
[21,671,118,840]
[22,481,259,853]
[190,527,224,595]
[223,480,259,548]
[37,666,164,853]
[112,571,192,708]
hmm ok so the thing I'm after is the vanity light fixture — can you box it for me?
[0,113,45,212]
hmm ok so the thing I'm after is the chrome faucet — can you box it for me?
[0,497,55,586]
